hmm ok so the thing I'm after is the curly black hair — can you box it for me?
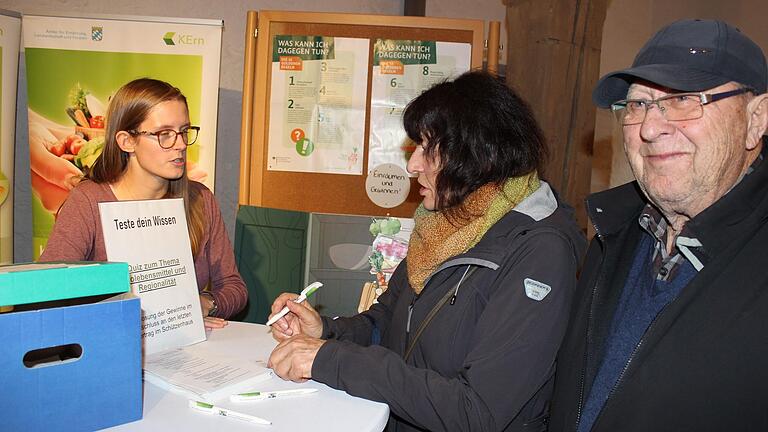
[403,70,547,215]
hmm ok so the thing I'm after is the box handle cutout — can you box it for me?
[23,344,83,368]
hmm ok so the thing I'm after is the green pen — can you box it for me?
[188,400,271,425]
[230,388,319,402]
[265,282,322,326]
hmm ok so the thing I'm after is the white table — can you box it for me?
[108,322,389,431]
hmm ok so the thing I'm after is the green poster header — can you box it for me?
[272,35,336,62]
[374,39,437,66]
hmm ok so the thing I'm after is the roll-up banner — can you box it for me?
[0,10,21,265]
[23,14,222,259]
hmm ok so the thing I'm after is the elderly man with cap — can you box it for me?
[549,19,768,432]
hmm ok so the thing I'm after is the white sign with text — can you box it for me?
[99,198,205,355]
[365,163,410,208]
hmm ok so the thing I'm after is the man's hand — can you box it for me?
[268,292,323,341]
[268,334,325,382]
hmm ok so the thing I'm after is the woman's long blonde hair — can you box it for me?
[88,78,205,256]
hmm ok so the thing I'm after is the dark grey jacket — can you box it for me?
[550,145,768,432]
[312,182,585,431]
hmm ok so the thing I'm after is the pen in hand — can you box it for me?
[266,282,323,326]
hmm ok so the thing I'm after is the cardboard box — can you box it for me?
[0,262,142,431]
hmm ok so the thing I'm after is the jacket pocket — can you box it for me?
[520,411,548,432]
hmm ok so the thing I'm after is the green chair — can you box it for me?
[232,206,308,324]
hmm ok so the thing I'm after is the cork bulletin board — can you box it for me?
[239,10,491,217]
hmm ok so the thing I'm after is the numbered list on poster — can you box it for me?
[267,35,369,175]
[368,39,471,173]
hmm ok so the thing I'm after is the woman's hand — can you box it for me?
[268,334,325,383]
[200,293,227,329]
[268,292,323,341]
[204,316,228,329]
[200,293,215,316]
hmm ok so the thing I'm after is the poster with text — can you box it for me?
[368,40,471,174]
[0,11,21,265]
[23,14,222,259]
[99,198,205,355]
[267,35,369,175]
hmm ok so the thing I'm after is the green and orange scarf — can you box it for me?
[406,172,540,294]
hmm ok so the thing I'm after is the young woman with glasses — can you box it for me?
[40,78,247,328]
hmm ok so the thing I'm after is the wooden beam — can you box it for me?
[487,21,501,75]
[506,0,609,231]
[238,11,259,205]
[404,0,426,17]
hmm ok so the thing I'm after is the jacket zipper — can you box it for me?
[406,257,496,333]
[404,263,483,357]
[583,211,685,430]
[450,265,472,305]
[575,204,607,430]
[573,201,608,431]
[590,296,679,429]
[405,294,416,349]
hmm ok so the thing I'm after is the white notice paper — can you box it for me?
[267,35,369,175]
[144,343,273,401]
[99,198,205,355]
[368,40,471,173]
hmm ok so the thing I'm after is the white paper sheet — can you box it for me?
[144,342,273,402]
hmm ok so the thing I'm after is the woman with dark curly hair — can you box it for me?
[267,70,585,431]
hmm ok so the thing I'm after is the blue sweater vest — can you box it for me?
[577,234,697,432]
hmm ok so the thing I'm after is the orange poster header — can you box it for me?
[279,56,303,71]
[379,60,404,75]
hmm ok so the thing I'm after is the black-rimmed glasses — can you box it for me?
[611,88,754,125]
[129,126,200,149]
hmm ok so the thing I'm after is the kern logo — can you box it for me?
[92,27,103,41]
[163,31,204,46]
[163,32,176,45]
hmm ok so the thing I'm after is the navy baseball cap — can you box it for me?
[593,19,767,108]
